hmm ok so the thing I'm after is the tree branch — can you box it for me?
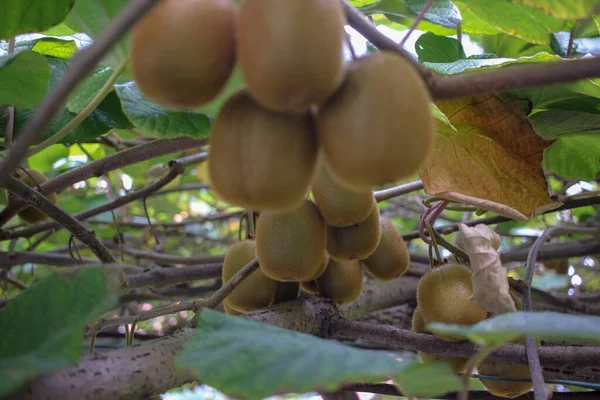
[374,180,423,203]
[4,177,116,263]
[125,263,222,289]
[0,0,162,188]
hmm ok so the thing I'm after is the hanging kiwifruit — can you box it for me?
[131,0,237,108]
[478,337,534,398]
[224,299,244,316]
[316,51,434,190]
[222,239,277,312]
[256,199,327,282]
[300,253,330,294]
[544,258,569,275]
[362,216,410,281]
[312,161,374,227]
[326,201,381,261]
[7,169,57,224]
[208,90,319,211]
[315,258,364,304]
[411,306,468,373]
[417,263,487,342]
[237,0,345,112]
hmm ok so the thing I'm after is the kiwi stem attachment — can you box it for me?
[459,342,502,400]
[247,208,255,238]
[425,220,442,264]
[430,227,469,263]
[345,32,357,60]
[423,196,479,212]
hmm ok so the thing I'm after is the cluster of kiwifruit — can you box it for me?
[131,0,434,212]
[413,263,535,398]
[6,168,57,224]
[221,159,413,315]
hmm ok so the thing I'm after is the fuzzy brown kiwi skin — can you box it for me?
[316,51,435,190]
[237,0,345,113]
[222,239,277,313]
[8,169,57,224]
[411,307,468,373]
[224,299,244,316]
[312,161,374,227]
[208,90,319,212]
[300,253,330,294]
[315,258,364,304]
[256,199,327,282]
[416,263,487,342]
[131,0,236,108]
[326,200,381,261]
[363,216,410,281]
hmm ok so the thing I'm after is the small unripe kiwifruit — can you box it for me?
[8,169,56,224]
[315,258,364,304]
[411,306,468,373]
[478,337,534,398]
[312,161,374,227]
[326,201,381,261]
[256,199,327,282]
[222,240,277,312]
[131,0,237,108]
[237,0,345,113]
[417,263,487,342]
[544,258,569,275]
[316,51,435,190]
[363,216,410,281]
[208,90,319,211]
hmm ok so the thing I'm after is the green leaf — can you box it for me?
[0,51,50,109]
[428,311,600,345]
[415,32,466,63]
[31,37,78,60]
[458,0,556,44]
[511,79,600,113]
[454,2,502,35]
[543,134,600,180]
[431,104,457,131]
[0,266,123,396]
[0,0,75,40]
[115,82,211,138]
[404,0,462,28]
[65,0,129,71]
[424,52,559,75]
[28,144,70,172]
[175,309,460,399]
[66,64,128,113]
[529,110,600,139]
[395,361,462,397]
[512,0,598,19]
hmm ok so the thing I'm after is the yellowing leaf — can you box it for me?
[420,95,560,220]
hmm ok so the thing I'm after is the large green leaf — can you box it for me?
[174,309,460,400]
[371,0,461,30]
[543,134,600,180]
[0,0,75,40]
[65,0,129,71]
[31,37,78,60]
[66,64,129,113]
[428,311,600,345]
[415,32,466,63]
[512,0,598,19]
[0,51,50,109]
[115,82,211,138]
[511,79,600,113]
[424,52,559,75]
[454,2,502,35]
[0,266,123,396]
[529,110,600,139]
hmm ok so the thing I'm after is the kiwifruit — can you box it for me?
[256,199,327,282]
[301,253,332,294]
[326,201,381,261]
[208,90,319,211]
[222,239,277,312]
[416,263,487,342]
[363,216,410,281]
[544,258,569,275]
[224,299,244,316]
[316,51,434,190]
[131,0,236,108]
[237,0,345,113]
[411,306,468,373]
[315,259,364,304]
[478,337,534,398]
[312,161,374,227]
[7,169,56,224]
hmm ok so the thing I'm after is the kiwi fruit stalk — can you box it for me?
[208,90,319,211]
[316,51,435,190]
[222,239,277,312]
[315,258,364,304]
[8,169,57,224]
[326,201,381,261]
[363,216,410,281]
[312,161,374,227]
[416,263,487,342]
[131,0,237,108]
[237,0,345,112]
[255,199,327,282]
[411,307,468,373]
